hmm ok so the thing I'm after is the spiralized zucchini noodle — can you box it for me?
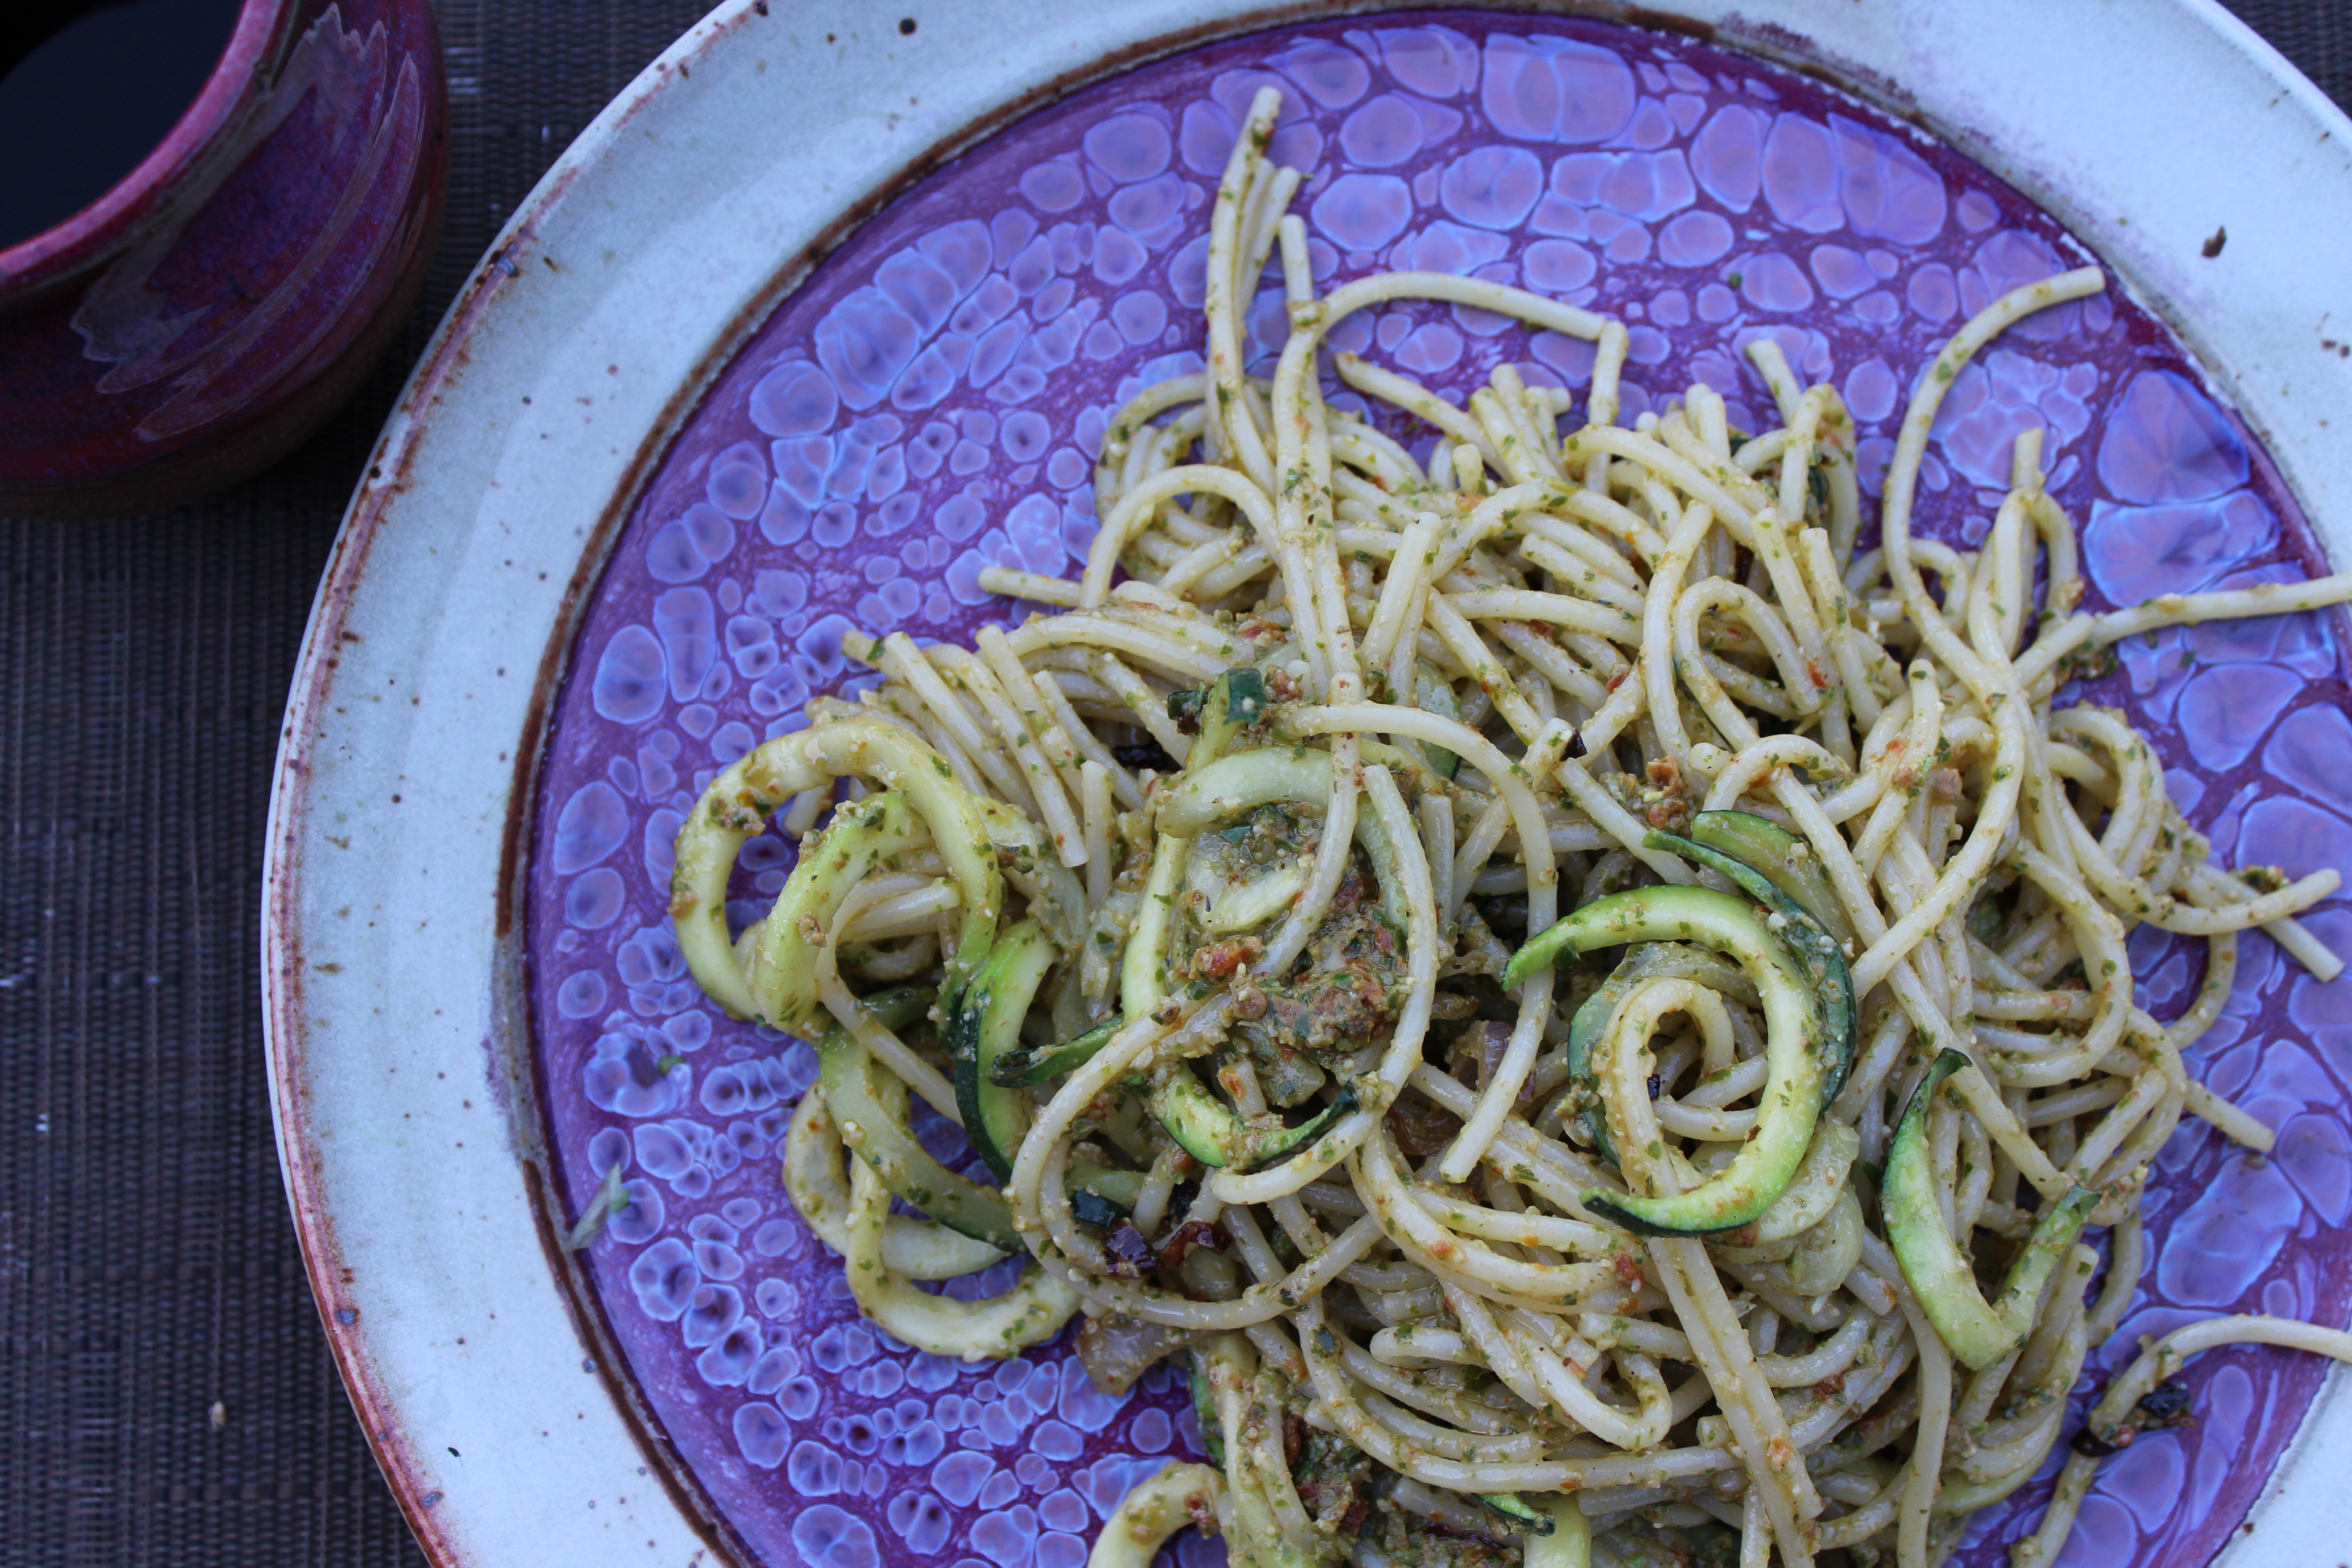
[666,88,2352,1568]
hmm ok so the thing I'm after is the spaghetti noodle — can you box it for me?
[667,88,2352,1568]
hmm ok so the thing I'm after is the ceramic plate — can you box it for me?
[263,4,2352,1566]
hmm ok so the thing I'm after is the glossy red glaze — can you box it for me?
[0,0,446,517]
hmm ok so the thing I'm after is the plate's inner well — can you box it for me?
[524,14,2352,1568]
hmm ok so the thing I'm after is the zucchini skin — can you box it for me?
[1070,1165,1147,1210]
[1884,1049,2102,1370]
[1157,747,1413,932]
[1172,666,1265,767]
[833,973,1142,1226]
[1479,1494,1556,1537]
[814,987,1020,1252]
[1119,670,1269,1124]
[746,789,927,1034]
[1188,1350,1227,1468]
[1562,942,1760,1166]
[1688,809,1854,949]
[1645,819,1857,1101]
[1524,1496,1591,1568]
[1246,1087,1360,1171]
[989,1014,1120,1087]
[1132,675,1401,1179]
[673,719,1003,1020]
[1147,1069,1235,1168]
[950,920,1057,1181]
[1414,661,1463,778]
[1561,977,1627,1166]
[992,1013,1329,1178]
[1504,886,1825,1237]
[1148,1070,1361,1172]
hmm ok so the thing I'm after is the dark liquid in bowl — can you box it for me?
[0,0,245,252]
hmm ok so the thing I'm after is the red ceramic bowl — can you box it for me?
[0,0,446,518]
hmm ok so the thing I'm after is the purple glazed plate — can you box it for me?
[263,5,2352,1567]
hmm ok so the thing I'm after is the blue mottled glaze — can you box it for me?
[524,14,2352,1568]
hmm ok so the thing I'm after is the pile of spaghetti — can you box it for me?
[665,89,2352,1568]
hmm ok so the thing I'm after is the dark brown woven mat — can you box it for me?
[1,3,2342,1564]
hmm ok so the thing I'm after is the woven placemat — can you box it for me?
[1,3,2341,1564]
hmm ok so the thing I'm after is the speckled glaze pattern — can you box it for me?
[523,14,2352,1568]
